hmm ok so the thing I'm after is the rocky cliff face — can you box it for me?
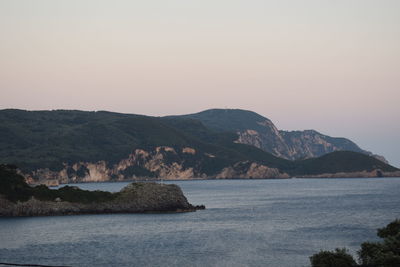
[25,146,289,184]
[235,124,356,160]
[179,109,387,162]
[235,120,292,159]
[235,121,384,161]
[279,130,367,160]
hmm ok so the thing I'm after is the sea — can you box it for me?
[1,178,399,267]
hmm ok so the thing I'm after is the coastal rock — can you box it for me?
[0,182,202,217]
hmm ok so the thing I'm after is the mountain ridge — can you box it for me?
[171,108,385,162]
[0,108,397,184]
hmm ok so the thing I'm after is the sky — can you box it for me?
[0,0,399,166]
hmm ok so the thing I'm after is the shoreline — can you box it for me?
[47,175,400,187]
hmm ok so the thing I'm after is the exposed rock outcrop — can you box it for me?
[179,108,388,162]
[235,123,291,159]
[236,127,388,162]
[182,147,196,154]
[23,146,398,185]
[24,146,290,184]
[25,147,199,184]
[216,161,289,179]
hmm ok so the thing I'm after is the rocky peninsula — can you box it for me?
[0,164,204,217]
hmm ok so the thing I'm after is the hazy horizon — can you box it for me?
[1,0,399,166]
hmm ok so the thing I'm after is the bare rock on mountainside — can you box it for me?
[178,109,388,161]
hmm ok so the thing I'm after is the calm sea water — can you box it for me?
[1,178,400,267]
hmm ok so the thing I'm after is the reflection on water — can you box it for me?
[1,178,400,267]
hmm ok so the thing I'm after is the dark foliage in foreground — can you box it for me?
[310,248,357,267]
[310,219,400,267]
[0,164,117,203]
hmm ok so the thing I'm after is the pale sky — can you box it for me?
[1,0,399,166]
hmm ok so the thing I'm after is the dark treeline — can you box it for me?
[310,219,400,267]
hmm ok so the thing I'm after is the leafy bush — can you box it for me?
[310,248,357,267]
[310,219,400,267]
[358,219,400,267]
[377,220,400,238]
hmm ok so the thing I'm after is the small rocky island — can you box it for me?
[0,164,204,217]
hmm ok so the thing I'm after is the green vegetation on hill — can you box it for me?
[0,109,195,171]
[0,109,293,176]
[293,151,398,175]
[168,108,271,132]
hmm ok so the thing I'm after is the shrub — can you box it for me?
[310,248,357,267]
[310,219,400,267]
